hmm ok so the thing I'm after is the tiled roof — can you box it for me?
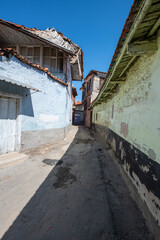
[0,19,84,81]
[75,101,82,105]
[107,0,144,75]
[0,48,68,87]
[92,0,159,106]
[84,70,107,82]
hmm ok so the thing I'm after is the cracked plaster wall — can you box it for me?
[92,35,160,225]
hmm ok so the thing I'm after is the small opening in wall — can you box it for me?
[96,113,98,121]
[111,103,114,119]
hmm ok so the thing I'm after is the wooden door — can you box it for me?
[0,97,17,154]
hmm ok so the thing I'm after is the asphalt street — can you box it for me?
[0,126,154,240]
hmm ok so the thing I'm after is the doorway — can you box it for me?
[0,95,20,154]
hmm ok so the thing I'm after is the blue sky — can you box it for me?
[1,0,133,101]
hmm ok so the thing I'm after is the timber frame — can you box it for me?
[92,0,160,106]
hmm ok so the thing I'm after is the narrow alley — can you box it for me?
[0,127,153,240]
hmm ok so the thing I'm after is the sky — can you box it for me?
[1,0,134,101]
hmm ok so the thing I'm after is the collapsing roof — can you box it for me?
[92,0,160,106]
[0,19,83,81]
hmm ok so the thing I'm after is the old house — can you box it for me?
[72,86,77,123]
[0,19,83,154]
[73,101,84,125]
[72,87,77,105]
[81,70,106,128]
[91,0,160,227]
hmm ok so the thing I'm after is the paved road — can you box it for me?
[0,126,153,240]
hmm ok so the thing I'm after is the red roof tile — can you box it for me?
[92,0,146,106]
[84,70,107,82]
[0,48,68,87]
[75,101,82,106]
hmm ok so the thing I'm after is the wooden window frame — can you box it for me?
[43,46,65,74]
[20,46,40,65]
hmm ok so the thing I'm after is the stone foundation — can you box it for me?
[93,123,160,228]
[21,124,72,151]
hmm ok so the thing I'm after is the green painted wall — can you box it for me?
[93,36,160,164]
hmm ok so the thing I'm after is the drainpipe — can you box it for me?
[93,0,152,106]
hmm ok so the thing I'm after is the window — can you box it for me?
[100,78,104,89]
[43,47,64,74]
[96,113,98,121]
[87,79,92,92]
[111,103,114,119]
[20,46,64,75]
[57,58,63,73]
[20,46,40,64]
[82,91,85,101]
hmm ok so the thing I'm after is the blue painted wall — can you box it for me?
[0,55,72,131]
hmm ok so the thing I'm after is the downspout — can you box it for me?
[93,0,152,106]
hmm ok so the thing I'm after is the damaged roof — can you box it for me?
[92,0,160,106]
[0,19,80,55]
[0,48,68,87]
[0,19,84,80]
[29,28,79,54]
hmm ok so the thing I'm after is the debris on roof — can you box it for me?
[0,19,80,55]
[29,28,79,54]
[0,19,84,80]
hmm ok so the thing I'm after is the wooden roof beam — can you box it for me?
[110,78,125,84]
[103,91,114,95]
[110,81,124,84]
[127,38,158,56]
[148,17,160,36]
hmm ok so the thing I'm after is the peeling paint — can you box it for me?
[148,148,156,161]
[93,124,160,226]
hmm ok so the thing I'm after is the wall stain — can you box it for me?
[93,124,160,201]
[120,122,128,138]
[148,148,156,161]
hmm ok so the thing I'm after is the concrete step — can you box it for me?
[0,152,28,168]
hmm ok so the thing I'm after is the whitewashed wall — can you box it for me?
[0,54,72,150]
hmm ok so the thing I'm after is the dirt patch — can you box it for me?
[53,166,77,189]
[56,160,63,166]
[0,175,12,183]
[43,159,58,166]
[98,148,103,153]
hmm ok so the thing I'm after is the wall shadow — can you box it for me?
[2,127,87,240]
[1,126,155,240]
[0,81,34,117]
